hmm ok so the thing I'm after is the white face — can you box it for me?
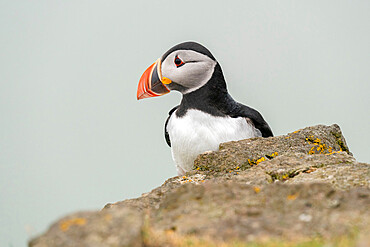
[161,50,217,94]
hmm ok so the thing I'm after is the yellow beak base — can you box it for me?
[162,77,172,85]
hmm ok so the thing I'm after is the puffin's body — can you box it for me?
[137,42,273,175]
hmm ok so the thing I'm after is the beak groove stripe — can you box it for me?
[137,58,170,100]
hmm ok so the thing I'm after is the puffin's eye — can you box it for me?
[174,56,184,67]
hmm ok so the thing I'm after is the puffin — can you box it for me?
[137,41,273,175]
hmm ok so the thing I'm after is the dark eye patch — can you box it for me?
[174,56,185,67]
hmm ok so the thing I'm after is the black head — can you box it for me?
[161,41,216,62]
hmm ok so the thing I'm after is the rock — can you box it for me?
[152,182,369,242]
[193,124,351,176]
[29,208,144,247]
[29,124,370,246]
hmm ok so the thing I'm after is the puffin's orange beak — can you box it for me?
[137,58,170,100]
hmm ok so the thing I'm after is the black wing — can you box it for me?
[164,106,179,147]
[231,103,273,137]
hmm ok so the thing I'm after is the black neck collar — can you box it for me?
[176,64,238,117]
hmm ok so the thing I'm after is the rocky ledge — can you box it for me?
[29,124,370,247]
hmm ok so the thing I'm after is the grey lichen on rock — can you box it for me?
[29,124,370,247]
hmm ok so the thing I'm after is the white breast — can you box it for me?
[166,109,261,175]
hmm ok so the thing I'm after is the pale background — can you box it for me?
[1,1,369,246]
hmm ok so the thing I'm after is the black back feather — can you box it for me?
[164,106,178,147]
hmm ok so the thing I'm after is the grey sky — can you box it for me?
[1,1,369,246]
